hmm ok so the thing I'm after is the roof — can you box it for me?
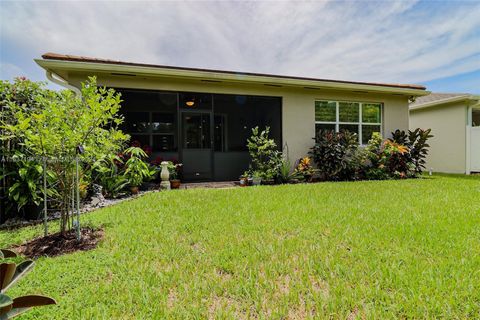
[37,52,429,95]
[410,92,479,110]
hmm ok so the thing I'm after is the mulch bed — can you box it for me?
[13,227,104,259]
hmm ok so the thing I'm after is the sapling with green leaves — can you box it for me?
[123,147,155,190]
[0,77,128,235]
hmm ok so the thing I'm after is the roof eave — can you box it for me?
[35,58,429,96]
[410,95,479,111]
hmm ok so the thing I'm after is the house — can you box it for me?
[36,53,428,181]
[410,93,480,174]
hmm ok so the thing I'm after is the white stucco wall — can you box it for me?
[410,102,467,174]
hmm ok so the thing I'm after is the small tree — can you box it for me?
[245,126,282,180]
[1,77,128,235]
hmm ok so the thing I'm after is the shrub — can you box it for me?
[362,130,432,180]
[167,161,182,180]
[390,128,433,174]
[1,77,128,233]
[123,147,155,188]
[245,127,283,180]
[294,157,316,181]
[277,158,294,183]
[309,130,361,181]
[91,154,129,198]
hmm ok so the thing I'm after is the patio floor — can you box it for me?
[180,181,238,189]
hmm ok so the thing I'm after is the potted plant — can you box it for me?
[168,161,183,189]
[252,172,262,186]
[123,147,155,194]
[239,175,248,187]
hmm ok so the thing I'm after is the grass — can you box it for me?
[2,174,480,319]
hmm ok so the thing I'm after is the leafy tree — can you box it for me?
[1,77,128,234]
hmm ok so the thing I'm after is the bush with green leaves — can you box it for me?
[362,130,432,180]
[0,249,56,318]
[363,134,413,179]
[245,126,283,181]
[390,128,433,174]
[91,154,129,198]
[123,147,156,188]
[309,130,361,181]
[0,151,57,219]
[0,77,128,234]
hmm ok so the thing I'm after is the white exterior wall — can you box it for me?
[410,102,467,174]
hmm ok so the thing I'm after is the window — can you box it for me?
[119,91,178,152]
[472,109,480,127]
[123,111,177,151]
[315,100,382,144]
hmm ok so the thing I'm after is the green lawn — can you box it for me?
[2,175,480,319]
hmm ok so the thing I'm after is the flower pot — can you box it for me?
[130,186,140,194]
[239,177,248,187]
[170,179,181,189]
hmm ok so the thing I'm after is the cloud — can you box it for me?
[0,62,25,80]
[1,1,479,85]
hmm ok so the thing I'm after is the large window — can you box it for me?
[315,100,382,144]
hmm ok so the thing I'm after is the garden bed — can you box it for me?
[13,227,104,259]
[0,189,158,230]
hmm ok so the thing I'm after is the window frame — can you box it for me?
[124,110,178,152]
[315,100,383,144]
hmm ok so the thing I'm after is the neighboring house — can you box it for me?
[410,93,480,174]
[36,53,428,181]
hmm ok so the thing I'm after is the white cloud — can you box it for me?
[0,1,479,85]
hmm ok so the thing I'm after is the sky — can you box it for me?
[0,0,479,93]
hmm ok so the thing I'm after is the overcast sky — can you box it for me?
[1,1,479,93]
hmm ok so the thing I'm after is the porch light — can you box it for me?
[185,100,195,107]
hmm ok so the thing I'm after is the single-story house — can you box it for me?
[410,93,480,174]
[36,53,429,181]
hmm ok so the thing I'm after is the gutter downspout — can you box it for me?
[466,105,472,175]
[46,70,82,97]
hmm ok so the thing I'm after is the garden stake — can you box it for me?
[75,156,81,242]
[43,157,48,237]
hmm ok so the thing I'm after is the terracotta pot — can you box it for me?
[239,177,248,187]
[130,186,139,194]
[170,179,181,189]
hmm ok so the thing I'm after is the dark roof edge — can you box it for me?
[41,53,427,91]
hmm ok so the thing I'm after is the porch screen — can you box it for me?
[212,94,282,180]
